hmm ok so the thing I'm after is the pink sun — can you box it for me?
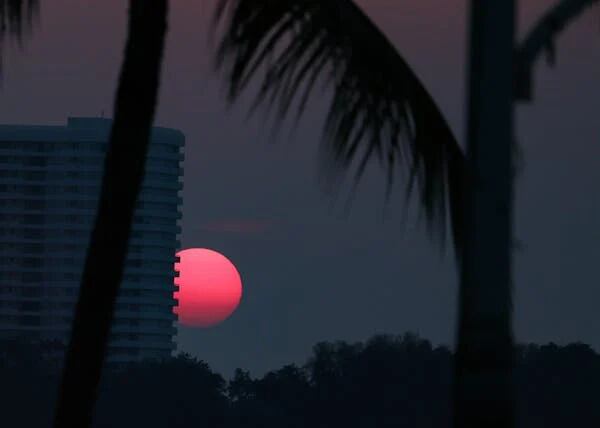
[174,248,243,328]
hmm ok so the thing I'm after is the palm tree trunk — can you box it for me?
[53,1,168,427]
[454,2,516,428]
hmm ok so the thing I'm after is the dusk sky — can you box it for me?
[0,0,598,376]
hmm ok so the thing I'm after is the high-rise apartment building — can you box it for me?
[0,117,183,362]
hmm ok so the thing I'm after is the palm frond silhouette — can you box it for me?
[0,0,37,38]
[0,0,38,70]
[213,0,465,250]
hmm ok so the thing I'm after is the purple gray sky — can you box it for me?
[0,0,599,376]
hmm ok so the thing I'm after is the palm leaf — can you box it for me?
[212,0,465,252]
[0,0,38,70]
[0,0,37,40]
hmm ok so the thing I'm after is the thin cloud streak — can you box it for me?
[198,219,275,235]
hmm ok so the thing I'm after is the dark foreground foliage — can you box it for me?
[0,333,598,428]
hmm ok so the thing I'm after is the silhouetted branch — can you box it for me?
[516,0,599,101]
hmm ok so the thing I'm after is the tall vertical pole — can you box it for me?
[455,2,516,428]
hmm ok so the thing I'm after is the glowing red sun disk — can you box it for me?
[174,248,242,327]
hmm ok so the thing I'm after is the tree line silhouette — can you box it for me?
[1,333,599,428]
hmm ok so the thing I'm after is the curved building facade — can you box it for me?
[0,117,183,362]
